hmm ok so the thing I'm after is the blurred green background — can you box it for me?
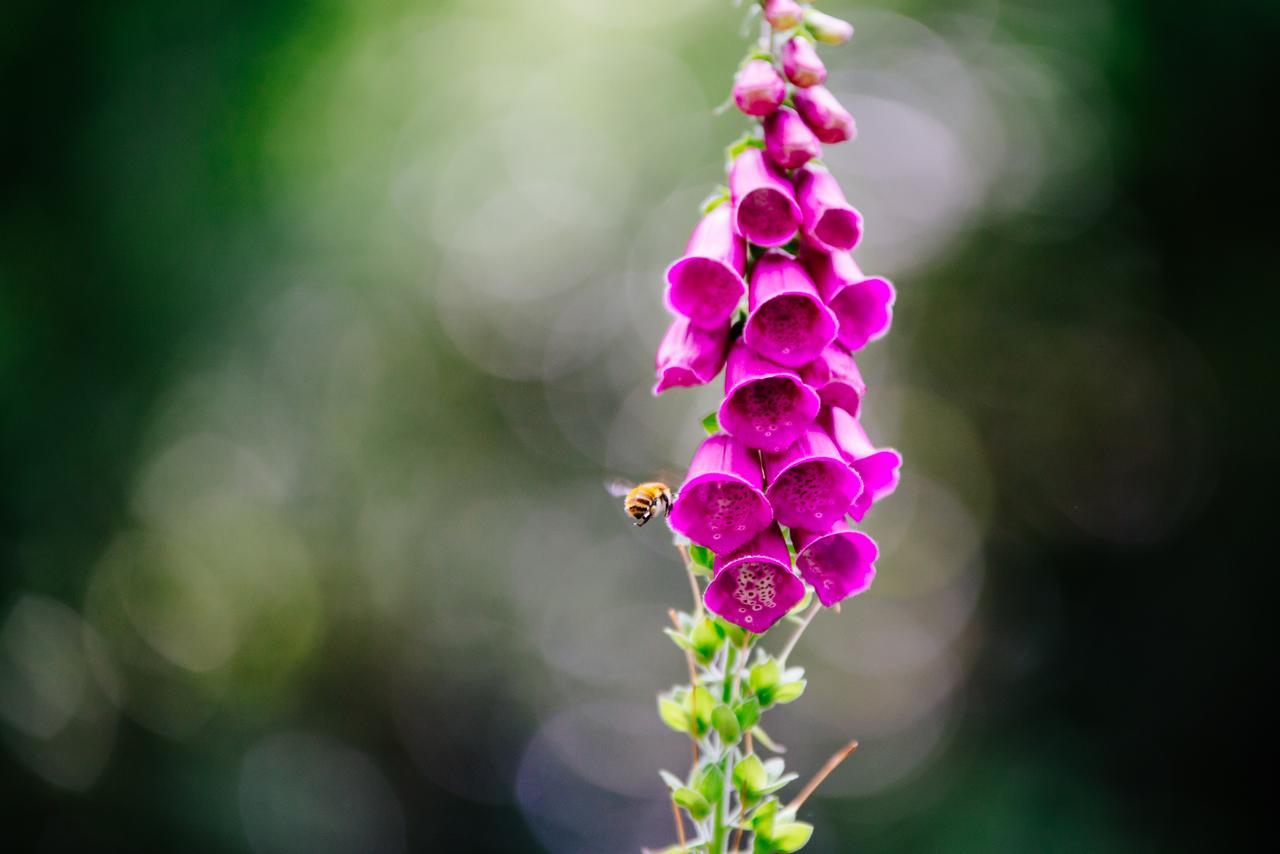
[2,0,1275,851]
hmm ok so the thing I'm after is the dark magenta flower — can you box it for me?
[669,433,773,554]
[792,521,877,606]
[705,524,805,632]
[792,85,856,144]
[652,315,731,395]
[824,406,903,522]
[781,36,826,88]
[802,244,895,351]
[804,8,855,45]
[719,340,821,453]
[729,148,801,247]
[764,106,822,170]
[743,250,838,368]
[800,343,866,416]
[795,166,863,251]
[763,0,804,30]
[664,204,747,329]
[763,425,863,530]
[733,59,787,117]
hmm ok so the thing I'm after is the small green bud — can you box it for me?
[733,754,768,804]
[734,696,761,731]
[690,617,724,663]
[673,786,711,820]
[712,703,743,746]
[693,762,724,805]
[772,679,806,705]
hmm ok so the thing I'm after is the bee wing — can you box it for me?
[604,477,636,497]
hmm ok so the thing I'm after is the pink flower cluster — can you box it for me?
[653,9,900,633]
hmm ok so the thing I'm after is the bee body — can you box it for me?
[606,478,675,527]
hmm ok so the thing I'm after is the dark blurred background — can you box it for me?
[2,0,1276,851]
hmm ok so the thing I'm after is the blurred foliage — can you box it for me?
[2,0,1277,852]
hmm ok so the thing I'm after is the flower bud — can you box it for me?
[794,166,863,250]
[763,106,821,171]
[719,341,821,453]
[800,244,895,351]
[804,8,854,45]
[664,204,747,329]
[822,407,903,521]
[791,522,877,606]
[669,434,774,554]
[728,148,800,247]
[705,524,805,632]
[781,36,826,88]
[762,426,862,530]
[792,85,856,144]
[744,250,837,368]
[763,0,804,30]
[653,316,731,395]
[733,59,787,117]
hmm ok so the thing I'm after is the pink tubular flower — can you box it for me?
[763,106,821,170]
[719,340,821,453]
[792,521,877,606]
[763,0,804,30]
[705,524,805,632]
[664,204,747,329]
[781,36,826,88]
[733,59,787,117]
[804,8,855,45]
[800,343,866,416]
[729,148,801,247]
[668,433,774,554]
[743,250,838,368]
[802,244,895,351]
[795,166,863,251]
[792,85,856,144]
[653,315,731,395]
[763,426,863,530]
[823,406,903,522]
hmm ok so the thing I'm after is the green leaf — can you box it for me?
[690,617,723,664]
[693,762,724,805]
[712,704,742,746]
[734,696,761,731]
[672,787,711,821]
[700,410,722,435]
[752,725,787,753]
[658,697,690,734]
[757,772,800,797]
[772,679,806,705]
[700,185,730,215]
[772,821,814,852]
[733,754,768,803]
[688,544,716,578]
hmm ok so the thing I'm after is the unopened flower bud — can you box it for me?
[763,0,804,30]
[804,8,854,45]
[781,36,827,88]
[733,59,787,117]
[794,165,863,250]
[792,85,856,145]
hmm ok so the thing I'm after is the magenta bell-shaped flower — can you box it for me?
[795,166,863,251]
[743,250,838,368]
[669,433,774,554]
[763,425,863,530]
[733,59,787,117]
[801,244,895,351]
[823,407,903,522]
[804,8,855,45]
[664,204,747,329]
[719,340,821,453]
[792,85,856,144]
[729,148,801,247]
[653,315,731,395]
[763,0,804,30]
[781,36,826,88]
[800,343,866,416]
[705,523,805,632]
[792,521,877,606]
[764,106,822,170]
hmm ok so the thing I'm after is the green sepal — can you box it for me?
[734,696,761,731]
[712,703,742,746]
[772,679,806,705]
[717,617,749,647]
[700,410,722,436]
[749,658,782,706]
[689,544,716,578]
[752,725,786,753]
[725,131,766,165]
[684,684,716,736]
[771,821,815,852]
[700,185,730,215]
[733,754,768,804]
[750,798,779,841]
[659,769,687,791]
[690,617,724,663]
[663,628,696,654]
[672,787,711,821]
[658,695,691,734]
[693,762,724,805]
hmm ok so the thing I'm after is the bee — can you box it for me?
[606,478,675,527]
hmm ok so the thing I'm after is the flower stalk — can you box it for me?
[648,3,897,852]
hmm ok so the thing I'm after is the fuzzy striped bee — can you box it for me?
[605,478,675,527]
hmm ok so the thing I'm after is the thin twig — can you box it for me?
[668,608,700,768]
[777,600,821,667]
[670,794,687,851]
[786,738,859,813]
[676,544,704,617]
[729,821,745,854]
